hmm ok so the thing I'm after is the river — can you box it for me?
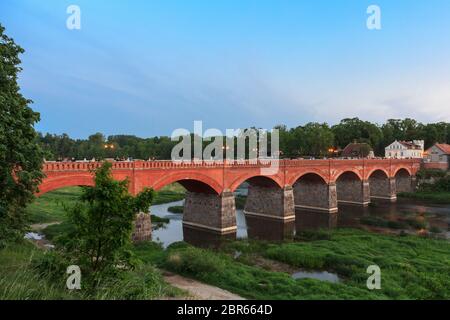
[150,197,450,248]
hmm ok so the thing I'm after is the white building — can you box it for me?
[385,140,424,159]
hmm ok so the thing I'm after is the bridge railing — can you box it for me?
[42,158,421,172]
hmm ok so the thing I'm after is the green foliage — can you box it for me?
[416,168,447,180]
[132,229,450,300]
[0,24,44,246]
[398,191,450,204]
[332,118,383,154]
[26,187,82,223]
[0,242,180,300]
[167,205,184,213]
[235,195,247,210]
[60,162,155,288]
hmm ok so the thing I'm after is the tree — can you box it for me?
[0,24,44,245]
[63,162,154,288]
[332,118,383,155]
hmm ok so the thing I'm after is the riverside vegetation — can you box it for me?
[2,182,450,299]
[398,169,450,204]
[0,163,186,299]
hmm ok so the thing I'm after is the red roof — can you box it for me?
[434,143,450,155]
[341,143,373,157]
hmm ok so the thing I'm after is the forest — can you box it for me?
[37,118,450,160]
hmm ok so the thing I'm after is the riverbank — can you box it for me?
[26,185,185,240]
[132,229,450,299]
[398,191,450,204]
[2,186,449,300]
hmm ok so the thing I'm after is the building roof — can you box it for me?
[341,143,373,157]
[433,143,450,155]
[397,141,422,150]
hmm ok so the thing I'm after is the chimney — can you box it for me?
[413,140,424,151]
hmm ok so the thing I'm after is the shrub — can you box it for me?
[164,247,226,275]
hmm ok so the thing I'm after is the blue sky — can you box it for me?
[1,0,450,138]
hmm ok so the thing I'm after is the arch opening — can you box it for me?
[293,173,337,212]
[234,175,294,221]
[369,169,394,200]
[336,171,368,205]
[395,168,412,193]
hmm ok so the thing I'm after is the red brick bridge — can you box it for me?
[39,159,420,235]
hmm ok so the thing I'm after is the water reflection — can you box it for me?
[246,215,295,241]
[296,211,338,232]
[292,270,340,283]
[183,225,236,248]
[150,198,450,248]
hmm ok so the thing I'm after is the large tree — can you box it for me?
[0,24,44,245]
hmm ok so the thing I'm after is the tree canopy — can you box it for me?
[0,24,44,245]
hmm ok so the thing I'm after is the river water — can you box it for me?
[150,197,450,248]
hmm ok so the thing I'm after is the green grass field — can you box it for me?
[27,183,186,224]
[134,230,450,300]
[26,187,83,223]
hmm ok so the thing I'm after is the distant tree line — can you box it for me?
[37,118,450,161]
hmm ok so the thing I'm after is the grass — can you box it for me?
[27,183,186,226]
[132,229,450,300]
[26,187,82,223]
[167,206,184,213]
[0,242,79,299]
[359,216,426,230]
[16,183,450,300]
[0,241,183,300]
[398,191,450,204]
[153,183,186,205]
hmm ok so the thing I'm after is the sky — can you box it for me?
[1,0,450,138]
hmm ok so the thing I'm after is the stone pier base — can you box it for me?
[132,212,152,242]
[336,177,370,206]
[244,185,295,220]
[294,180,338,213]
[183,191,236,234]
[370,176,397,201]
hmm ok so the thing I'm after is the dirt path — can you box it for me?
[162,271,245,300]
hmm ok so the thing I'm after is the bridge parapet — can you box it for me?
[43,158,421,171]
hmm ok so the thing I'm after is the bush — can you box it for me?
[416,168,447,180]
[164,247,226,275]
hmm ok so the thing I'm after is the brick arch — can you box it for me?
[38,174,94,196]
[229,173,283,192]
[393,167,412,177]
[150,172,222,195]
[288,171,329,186]
[333,169,363,182]
[367,168,390,179]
